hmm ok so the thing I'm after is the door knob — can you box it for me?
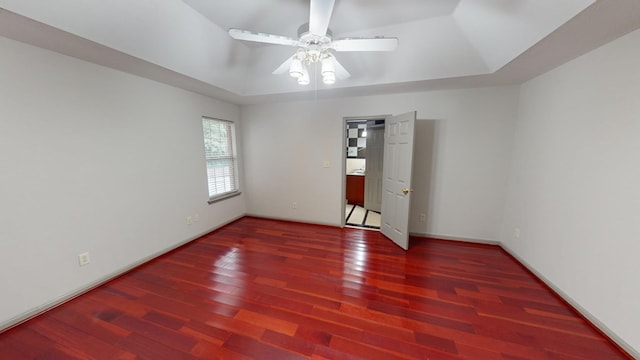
[402,188,413,195]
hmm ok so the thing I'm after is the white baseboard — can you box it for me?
[500,244,638,359]
[3,217,637,358]
[244,213,341,228]
[409,232,500,245]
[0,215,244,333]
[410,232,637,357]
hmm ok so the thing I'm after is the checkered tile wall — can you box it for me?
[346,121,367,158]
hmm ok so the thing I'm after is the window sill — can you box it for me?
[208,191,241,204]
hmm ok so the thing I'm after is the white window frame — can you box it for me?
[202,117,240,203]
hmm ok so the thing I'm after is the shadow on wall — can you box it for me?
[410,119,439,234]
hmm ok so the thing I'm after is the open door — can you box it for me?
[380,111,416,250]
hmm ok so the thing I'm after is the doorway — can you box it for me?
[342,111,417,251]
[344,117,385,230]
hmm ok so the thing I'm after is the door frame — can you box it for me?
[341,115,389,228]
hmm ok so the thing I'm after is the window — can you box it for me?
[202,117,239,203]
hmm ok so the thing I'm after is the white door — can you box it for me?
[364,125,384,212]
[380,111,416,250]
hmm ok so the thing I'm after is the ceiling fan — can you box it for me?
[228,0,398,85]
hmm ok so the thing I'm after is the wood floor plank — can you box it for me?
[223,333,307,360]
[0,217,632,359]
[261,329,316,357]
[234,309,298,336]
[30,316,126,359]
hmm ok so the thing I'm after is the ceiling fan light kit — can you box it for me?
[288,49,336,85]
[228,0,398,87]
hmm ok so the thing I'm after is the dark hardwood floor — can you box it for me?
[0,217,631,359]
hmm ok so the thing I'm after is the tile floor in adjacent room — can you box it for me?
[345,204,380,229]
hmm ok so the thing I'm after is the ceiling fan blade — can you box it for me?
[309,0,335,36]
[229,29,299,46]
[272,55,295,75]
[331,56,351,80]
[331,37,399,52]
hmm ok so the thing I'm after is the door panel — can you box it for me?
[380,111,416,250]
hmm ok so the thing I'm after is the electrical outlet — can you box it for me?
[186,216,193,225]
[514,227,521,238]
[292,202,297,209]
[78,252,90,266]
[419,214,426,222]
[322,161,330,168]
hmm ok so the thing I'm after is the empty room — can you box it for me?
[1,0,639,358]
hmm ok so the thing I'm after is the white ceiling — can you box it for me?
[1,0,640,104]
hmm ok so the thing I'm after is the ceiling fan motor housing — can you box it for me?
[298,23,332,47]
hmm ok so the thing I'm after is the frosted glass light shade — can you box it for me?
[298,67,310,85]
[289,58,304,78]
[321,57,335,76]
[322,71,335,85]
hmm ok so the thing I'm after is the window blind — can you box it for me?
[202,117,239,201]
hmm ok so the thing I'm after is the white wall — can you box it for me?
[0,36,245,329]
[241,86,518,240]
[501,29,640,355]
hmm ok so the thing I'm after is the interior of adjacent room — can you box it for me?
[344,118,385,230]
